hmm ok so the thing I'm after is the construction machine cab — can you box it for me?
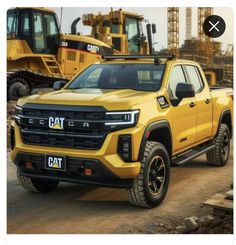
[110,11,143,53]
[7,8,60,55]
[204,68,224,86]
[82,9,150,54]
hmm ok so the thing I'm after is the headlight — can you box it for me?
[105,110,139,126]
[15,105,22,125]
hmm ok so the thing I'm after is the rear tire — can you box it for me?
[17,171,59,193]
[206,123,230,166]
[128,141,170,208]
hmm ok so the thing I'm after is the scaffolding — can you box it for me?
[186,8,192,40]
[167,7,179,58]
[225,44,233,56]
[167,7,233,87]
[198,7,213,67]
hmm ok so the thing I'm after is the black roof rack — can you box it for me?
[102,54,175,60]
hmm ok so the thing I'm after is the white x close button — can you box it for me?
[203,15,226,38]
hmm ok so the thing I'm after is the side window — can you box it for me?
[111,23,119,34]
[21,13,29,36]
[125,17,139,54]
[185,65,203,92]
[168,65,186,99]
[33,12,45,52]
[45,14,58,36]
[44,14,59,54]
[7,11,19,37]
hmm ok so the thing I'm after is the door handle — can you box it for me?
[205,99,211,104]
[189,102,195,108]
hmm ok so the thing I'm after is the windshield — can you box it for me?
[67,63,165,91]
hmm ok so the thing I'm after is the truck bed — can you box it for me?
[210,86,232,91]
[210,87,233,97]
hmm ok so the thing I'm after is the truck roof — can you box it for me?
[100,55,200,66]
[8,7,54,13]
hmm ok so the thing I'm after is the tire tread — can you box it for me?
[206,123,230,166]
[128,141,169,208]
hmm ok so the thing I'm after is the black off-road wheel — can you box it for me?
[8,77,31,101]
[206,123,230,166]
[128,141,170,208]
[17,171,59,193]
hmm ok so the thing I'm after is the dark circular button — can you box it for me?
[203,15,226,38]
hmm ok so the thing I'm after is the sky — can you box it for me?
[52,7,233,51]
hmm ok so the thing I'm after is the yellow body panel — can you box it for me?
[195,87,213,143]
[11,58,233,179]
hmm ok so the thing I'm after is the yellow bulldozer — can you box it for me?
[7,7,156,100]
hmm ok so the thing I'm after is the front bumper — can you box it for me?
[11,122,145,182]
[15,153,134,188]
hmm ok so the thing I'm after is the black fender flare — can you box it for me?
[216,109,232,138]
[138,120,172,161]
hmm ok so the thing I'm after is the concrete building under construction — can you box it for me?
[165,7,233,87]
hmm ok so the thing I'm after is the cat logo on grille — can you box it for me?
[48,117,65,130]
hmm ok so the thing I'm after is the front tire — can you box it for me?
[206,123,230,166]
[128,141,170,208]
[8,78,31,101]
[17,171,59,193]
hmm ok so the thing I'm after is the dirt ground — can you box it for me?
[7,141,233,234]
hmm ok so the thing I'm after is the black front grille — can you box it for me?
[19,104,108,150]
[21,129,105,149]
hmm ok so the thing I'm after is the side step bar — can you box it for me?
[171,144,215,166]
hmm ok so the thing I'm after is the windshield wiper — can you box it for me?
[99,87,139,91]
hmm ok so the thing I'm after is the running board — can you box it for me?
[171,144,215,166]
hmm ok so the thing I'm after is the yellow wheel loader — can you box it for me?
[82,9,156,55]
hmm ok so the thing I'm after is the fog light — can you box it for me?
[25,162,33,169]
[84,168,93,176]
[118,135,132,162]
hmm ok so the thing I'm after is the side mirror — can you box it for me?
[53,80,67,90]
[176,83,195,99]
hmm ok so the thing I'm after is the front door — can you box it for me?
[168,65,197,153]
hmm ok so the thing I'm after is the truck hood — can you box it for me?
[17,88,157,110]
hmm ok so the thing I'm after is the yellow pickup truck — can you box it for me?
[10,55,233,208]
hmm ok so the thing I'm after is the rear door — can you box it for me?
[168,65,197,153]
[184,65,213,143]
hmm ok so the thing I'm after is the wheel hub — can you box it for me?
[151,170,157,178]
[148,155,166,196]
